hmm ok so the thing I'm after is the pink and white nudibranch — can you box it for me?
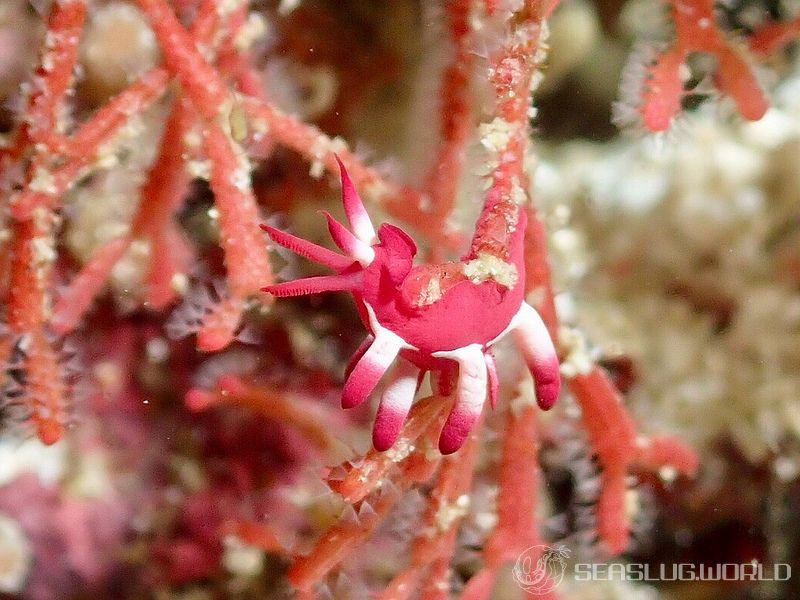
[261,158,560,454]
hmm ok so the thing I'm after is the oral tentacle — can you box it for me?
[373,359,419,451]
[510,302,561,410]
[485,350,499,410]
[342,322,405,409]
[322,211,375,266]
[335,155,376,245]
[261,271,363,297]
[260,223,353,271]
[435,344,488,455]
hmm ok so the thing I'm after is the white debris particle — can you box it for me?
[551,227,581,254]
[234,12,269,51]
[424,445,441,461]
[435,494,470,532]
[110,238,150,301]
[231,166,251,192]
[308,136,348,179]
[529,69,545,92]
[250,118,269,137]
[67,451,113,498]
[0,436,67,487]
[31,236,57,266]
[278,0,301,15]
[773,456,799,482]
[479,117,515,153]
[418,276,442,305]
[27,167,57,195]
[658,466,678,483]
[183,128,203,149]
[93,360,123,393]
[309,161,324,179]
[510,176,527,205]
[0,515,32,593]
[171,272,189,295]
[41,50,54,73]
[463,252,518,287]
[384,440,414,463]
[145,337,169,362]
[474,510,498,531]
[624,489,641,521]
[171,456,206,492]
[43,30,58,51]
[217,0,245,18]
[558,326,594,377]
[222,535,265,578]
[363,178,390,206]
[187,159,212,180]
[93,150,119,171]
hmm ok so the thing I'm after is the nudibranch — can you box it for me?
[261,158,560,454]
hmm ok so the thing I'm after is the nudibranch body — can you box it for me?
[262,159,560,454]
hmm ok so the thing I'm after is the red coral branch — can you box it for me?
[641,0,768,131]
[3,0,89,444]
[288,483,404,591]
[326,394,449,504]
[749,16,800,57]
[133,0,273,351]
[185,374,344,453]
[468,0,553,264]
[13,0,87,152]
[461,402,554,600]
[569,367,698,554]
[242,97,454,245]
[6,211,66,444]
[381,431,479,599]
[568,368,638,555]
[51,96,192,334]
[419,0,475,253]
[523,205,559,340]
[289,432,442,591]
[134,99,195,309]
[11,67,170,221]
[50,2,248,334]
[51,234,133,334]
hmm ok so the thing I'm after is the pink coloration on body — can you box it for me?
[262,158,560,454]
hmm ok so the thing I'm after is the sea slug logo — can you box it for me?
[512,544,570,594]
